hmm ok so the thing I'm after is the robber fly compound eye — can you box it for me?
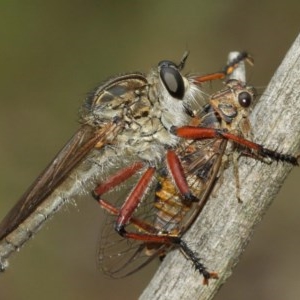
[159,60,185,100]
[238,91,252,108]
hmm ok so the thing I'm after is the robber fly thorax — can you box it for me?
[82,54,200,165]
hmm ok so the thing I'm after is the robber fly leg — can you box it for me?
[166,149,199,204]
[92,162,156,235]
[92,161,144,198]
[177,239,218,285]
[173,126,299,165]
[194,52,252,83]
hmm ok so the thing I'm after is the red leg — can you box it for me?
[98,196,177,243]
[99,199,159,234]
[93,162,156,232]
[93,161,144,197]
[174,126,262,150]
[172,126,298,165]
[114,167,156,231]
[166,150,198,203]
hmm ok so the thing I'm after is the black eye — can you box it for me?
[159,60,185,99]
[238,91,252,107]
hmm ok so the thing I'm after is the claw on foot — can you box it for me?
[202,271,219,285]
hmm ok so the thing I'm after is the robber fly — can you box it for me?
[0,52,248,268]
[94,77,298,284]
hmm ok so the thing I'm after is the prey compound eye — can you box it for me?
[159,60,185,99]
[238,91,252,107]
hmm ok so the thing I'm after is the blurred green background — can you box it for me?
[0,1,299,299]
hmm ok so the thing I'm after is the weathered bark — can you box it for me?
[140,34,300,300]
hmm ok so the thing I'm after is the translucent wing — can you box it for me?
[0,124,114,240]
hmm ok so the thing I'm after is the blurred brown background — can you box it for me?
[0,1,299,299]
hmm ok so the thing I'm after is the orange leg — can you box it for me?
[195,52,253,83]
[172,126,298,165]
[166,150,198,203]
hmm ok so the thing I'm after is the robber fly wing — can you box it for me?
[0,123,118,240]
[98,215,165,278]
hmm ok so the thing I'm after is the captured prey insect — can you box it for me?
[0,51,248,269]
[94,76,298,284]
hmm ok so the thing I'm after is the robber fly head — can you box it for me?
[158,51,189,100]
[146,52,200,131]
